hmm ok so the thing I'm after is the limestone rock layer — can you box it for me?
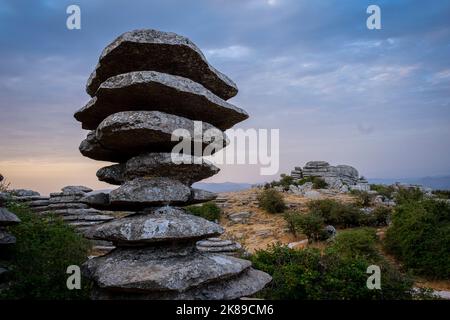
[75,29,270,300]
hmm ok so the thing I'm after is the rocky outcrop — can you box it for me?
[75,29,271,300]
[289,161,369,192]
[85,29,238,100]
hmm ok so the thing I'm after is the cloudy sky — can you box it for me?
[0,0,449,194]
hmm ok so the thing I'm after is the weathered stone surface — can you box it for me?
[86,29,238,100]
[197,239,233,247]
[190,188,217,203]
[0,207,21,226]
[62,186,93,194]
[0,228,16,245]
[300,161,360,186]
[79,131,127,162]
[47,203,90,210]
[109,177,191,208]
[83,245,251,292]
[10,189,40,197]
[87,207,223,245]
[61,213,114,222]
[49,195,84,204]
[75,71,248,131]
[96,164,126,185]
[95,111,227,156]
[91,268,271,300]
[86,178,217,210]
[80,112,227,162]
[97,153,219,186]
[197,241,242,253]
[80,191,112,210]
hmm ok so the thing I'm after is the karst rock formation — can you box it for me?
[74,29,271,299]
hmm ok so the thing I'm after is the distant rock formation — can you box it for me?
[9,186,117,253]
[290,161,370,192]
[75,29,271,300]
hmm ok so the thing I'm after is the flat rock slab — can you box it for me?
[61,214,113,222]
[91,268,271,300]
[83,246,251,292]
[47,203,90,210]
[88,207,223,245]
[86,29,238,100]
[80,111,227,162]
[83,179,216,211]
[75,71,248,131]
[110,177,191,208]
[0,207,21,226]
[97,153,219,186]
[197,239,233,247]
[62,186,93,193]
[197,243,242,253]
[97,110,227,154]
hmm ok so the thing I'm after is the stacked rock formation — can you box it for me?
[74,29,271,299]
[196,238,242,256]
[9,189,50,214]
[0,174,21,282]
[290,167,303,180]
[302,161,360,185]
[43,186,114,236]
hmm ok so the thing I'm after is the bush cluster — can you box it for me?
[351,190,375,207]
[284,211,326,241]
[307,199,391,228]
[257,188,286,213]
[251,229,413,300]
[432,190,450,199]
[185,202,221,221]
[384,199,450,279]
[1,202,92,299]
[370,184,395,199]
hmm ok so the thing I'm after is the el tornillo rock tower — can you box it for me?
[74,29,271,299]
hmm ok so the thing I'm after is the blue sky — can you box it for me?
[0,0,449,194]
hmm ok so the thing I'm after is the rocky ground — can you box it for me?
[214,187,450,295]
[216,188,355,253]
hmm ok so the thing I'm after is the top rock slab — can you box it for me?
[86,29,238,100]
[76,71,248,131]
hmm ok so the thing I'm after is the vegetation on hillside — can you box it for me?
[257,188,286,213]
[185,202,221,221]
[0,202,92,299]
[250,229,414,300]
[385,199,450,279]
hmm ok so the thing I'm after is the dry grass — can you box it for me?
[217,188,355,253]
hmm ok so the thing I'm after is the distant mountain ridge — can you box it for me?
[192,182,254,193]
[368,176,450,190]
[194,176,450,193]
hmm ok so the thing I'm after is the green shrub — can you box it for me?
[250,244,413,300]
[312,177,327,189]
[385,199,450,279]
[370,184,395,199]
[372,206,392,226]
[328,228,379,260]
[284,211,325,241]
[351,190,375,207]
[257,189,286,213]
[395,187,424,205]
[308,199,363,227]
[185,202,221,221]
[1,202,92,299]
[432,190,450,199]
[297,177,313,186]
